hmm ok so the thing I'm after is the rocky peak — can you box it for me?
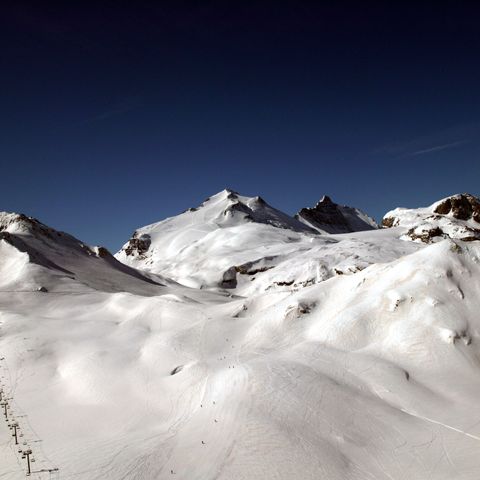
[296,196,377,234]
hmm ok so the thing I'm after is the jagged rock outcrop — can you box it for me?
[382,193,480,243]
[433,193,480,222]
[124,233,152,257]
[296,195,378,234]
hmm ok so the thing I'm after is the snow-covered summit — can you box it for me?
[296,195,378,233]
[382,193,480,243]
[116,189,316,286]
[127,188,313,244]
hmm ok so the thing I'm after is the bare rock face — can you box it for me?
[124,233,151,257]
[382,216,397,228]
[382,193,480,243]
[406,226,444,243]
[433,194,480,222]
[95,246,111,258]
[296,196,378,234]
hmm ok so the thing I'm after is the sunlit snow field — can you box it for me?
[1,191,480,479]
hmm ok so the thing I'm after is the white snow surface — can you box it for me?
[2,193,480,480]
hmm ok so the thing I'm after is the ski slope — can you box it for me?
[1,192,480,479]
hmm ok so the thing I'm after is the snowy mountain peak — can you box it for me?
[195,189,309,231]
[295,196,378,234]
[1,211,62,237]
[0,211,87,253]
[382,193,480,243]
[118,190,314,260]
[115,190,318,288]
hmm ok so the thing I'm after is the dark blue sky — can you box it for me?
[1,2,479,250]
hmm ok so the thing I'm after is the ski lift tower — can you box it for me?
[21,448,33,476]
[8,420,19,444]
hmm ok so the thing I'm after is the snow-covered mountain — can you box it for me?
[296,195,378,233]
[1,192,480,480]
[116,189,388,293]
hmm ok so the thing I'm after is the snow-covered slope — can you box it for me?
[296,195,378,233]
[116,190,388,293]
[1,193,480,480]
[0,211,170,295]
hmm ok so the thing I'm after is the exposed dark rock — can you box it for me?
[434,198,451,215]
[124,233,151,257]
[96,246,110,258]
[382,217,397,228]
[406,226,444,243]
[296,195,377,233]
[220,266,237,288]
[235,265,272,275]
[223,201,251,217]
[434,194,480,221]
[459,226,480,242]
[234,263,274,275]
[226,191,238,200]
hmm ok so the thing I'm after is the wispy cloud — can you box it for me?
[372,122,479,159]
[409,139,469,156]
